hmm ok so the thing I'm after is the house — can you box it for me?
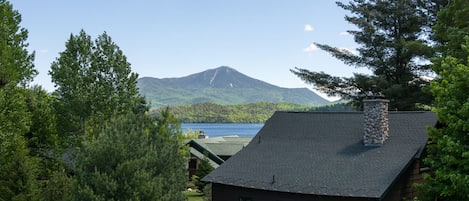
[187,135,252,180]
[203,99,437,201]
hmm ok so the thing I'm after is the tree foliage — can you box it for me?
[160,102,354,123]
[24,86,60,168]
[50,30,146,141]
[419,38,469,201]
[0,86,41,201]
[418,1,469,200]
[432,0,469,63]
[193,156,214,192]
[75,111,187,201]
[291,0,438,110]
[0,1,42,200]
[0,0,36,88]
[158,102,312,123]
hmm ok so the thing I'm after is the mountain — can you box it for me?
[137,66,329,108]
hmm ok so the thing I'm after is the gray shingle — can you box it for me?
[203,111,437,199]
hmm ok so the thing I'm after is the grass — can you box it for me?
[184,191,204,201]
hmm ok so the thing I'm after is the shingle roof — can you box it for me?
[203,111,437,199]
[199,136,252,156]
[187,136,253,167]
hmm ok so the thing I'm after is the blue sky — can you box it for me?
[11,0,370,99]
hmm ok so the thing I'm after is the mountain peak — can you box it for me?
[137,66,329,108]
[190,66,273,89]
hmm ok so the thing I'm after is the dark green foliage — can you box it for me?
[416,1,469,200]
[155,102,312,123]
[42,169,75,201]
[432,0,469,64]
[75,111,186,201]
[0,0,36,88]
[0,1,42,200]
[194,156,214,192]
[50,30,146,141]
[22,87,74,201]
[157,102,357,123]
[203,184,212,201]
[418,38,469,201]
[24,86,61,179]
[291,0,437,110]
[309,103,356,112]
[0,86,40,201]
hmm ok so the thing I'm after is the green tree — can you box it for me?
[0,0,36,88]
[193,155,214,192]
[24,86,59,167]
[417,1,469,200]
[23,86,74,201]
[50,30,146,141]
[291,0,437,110]
[419,38,469,201]
[49,30,93,143]
[432,0,469,64]
[75,111,186,201]
[0,86,40,201]
[0,1,41,200]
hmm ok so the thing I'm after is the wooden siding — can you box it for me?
[212,183,378,201]
[211,159,424,201]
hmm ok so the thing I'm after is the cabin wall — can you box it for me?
[212,159,424,201]
[382,159,424,201]
[211,183,378,201]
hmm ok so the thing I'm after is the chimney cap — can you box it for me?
[363,99,389,103]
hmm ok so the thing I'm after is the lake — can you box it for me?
[181,123,263,138]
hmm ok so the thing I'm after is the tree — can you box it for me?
[417,1,469,200]
[0,0,36,88]
[50,30,146,141]
[0,1,41,200]
[24,86,59,167]
[291,0,437,110]
[432,0,469,64]
[75,111,187,201]
[0,86,40,201]
[23,86,74,201]
[193,155,214,192]
[418,37,469,201]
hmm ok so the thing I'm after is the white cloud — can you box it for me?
[304,43,318,52]
[339,31,350,36]
[304,24,314,32]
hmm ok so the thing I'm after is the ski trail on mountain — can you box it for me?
[209,69,218,86]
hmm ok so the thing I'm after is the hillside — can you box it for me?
[150,102,355,123]
[138,66,329,108]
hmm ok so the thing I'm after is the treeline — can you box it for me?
[151,102,355,123]
[0,2,187,200]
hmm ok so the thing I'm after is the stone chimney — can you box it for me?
[363,99,389,146]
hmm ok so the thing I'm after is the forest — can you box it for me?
[1,0,468,200]
[152,102,355,123]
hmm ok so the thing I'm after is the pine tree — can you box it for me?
[0,86,40,201]
[0,0,36,88]
[75,111,187,201]
[291,0,437,110]
[194,155,214,192]
[432,0,469,64]
[0,1,41,200]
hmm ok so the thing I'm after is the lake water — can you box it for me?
[181,123,263,138]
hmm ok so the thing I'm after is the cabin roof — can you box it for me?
[203,111,437,199]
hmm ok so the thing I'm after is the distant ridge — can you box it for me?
[137,66,329,108]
